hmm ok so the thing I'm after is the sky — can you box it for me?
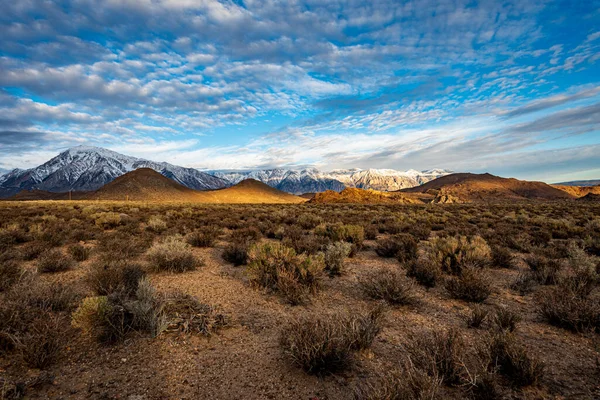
[0,0,599,183]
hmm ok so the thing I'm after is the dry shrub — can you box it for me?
[353,368,441,400]
[467,305,489,329]
[523,254,562,285]
[93,212,123,229]
[406,258,441,288]
[162,292,227,336]
[0,259,22,292]
[87,260,146,296]
[222,239,251,266]
[37,249,74,273]
[19,241,50,261]
[428,235,491,275]
[324,241,352,276]
[360,268,417,305]
[491,246,516,269]
[405,328,466,386]
[375,234,418,262]
[97,232,152,260]
[146,215,167,233]
[493,307,521,332]
[247,242,324,305]
[186,225,221,247]
[482,332,544,387]
[68,243,90,261]
[510,271,538,295]
[19,314,67,369]
[537,286,600,332]
[280,308,383,374]
[72,278,165,343]
[445,266,492,303]
[147,236,199,273]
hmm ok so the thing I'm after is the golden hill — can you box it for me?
[194,178,306,204]
[552,185,600,198]
[402,173,573,201]
[309,187,421,204]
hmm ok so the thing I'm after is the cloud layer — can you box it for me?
[0,0,599,182]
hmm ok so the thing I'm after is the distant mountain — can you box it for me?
[554,179,600,187]
[0,145,452,198]
[0,146,228,198]
[403,173,573,201]
[212,167,452,194]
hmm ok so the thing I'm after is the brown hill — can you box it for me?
[576,193,600,202]
[87,168,200,201]
[552,185,600,198]
[402,173,573,202]
[194,179,306,204]
[309,187,421,204]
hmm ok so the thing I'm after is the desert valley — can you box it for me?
[0,147,599,399]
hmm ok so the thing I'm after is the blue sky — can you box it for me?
[0,0,599,182]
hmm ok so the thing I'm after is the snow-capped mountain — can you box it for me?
[0,146,228,198]
[213,168,452,194]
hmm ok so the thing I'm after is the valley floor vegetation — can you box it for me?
[0,200,599,399]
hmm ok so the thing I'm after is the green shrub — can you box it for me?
[324,241,351,276]
[146,215,167,233]
[93,212,123,229]
[147,236,199,273]
[247,242,324,305]
[427,235,491,275]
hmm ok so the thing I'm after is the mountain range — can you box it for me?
[0,146,452,198]
[0,146,228,198]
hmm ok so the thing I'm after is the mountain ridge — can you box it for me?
[0,146,454,197]
[0,146,228,198]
